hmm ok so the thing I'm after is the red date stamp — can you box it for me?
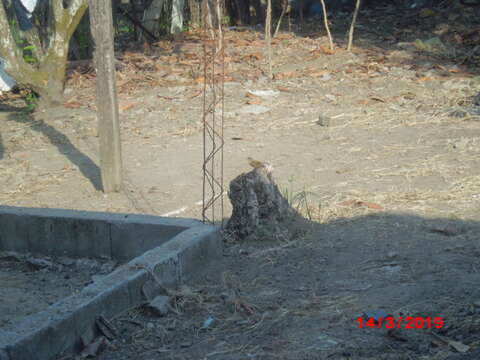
[357,316,444,329]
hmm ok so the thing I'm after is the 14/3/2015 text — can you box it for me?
[357,316,444,329]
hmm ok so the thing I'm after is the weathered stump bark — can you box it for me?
[226,167,303,241]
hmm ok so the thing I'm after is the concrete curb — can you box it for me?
[0,207,222,360]
[0,205,202,261]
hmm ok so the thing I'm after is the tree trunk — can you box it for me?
[35,52,68,106]
[171,0,186,34]
[227,167,304,241]
[188,0,202,28]
[0,0,88,106]
[141,0,165,40]
[250,0,263,24]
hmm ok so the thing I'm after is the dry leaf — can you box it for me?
[246,92,261,99]
[64,100,83,109]
[370,96,387,103]
[246,98,263,105]
[401,92,416,100]
[419,8,436,17]
[360,201,384,210]
[339,200,384,210]
[274,70,300,80]
[96,316,117,340]
[430,338,446,348]
[320,46,335,55]
[417,76,435,82]
[448,340,470,353]
[433,64,447,71]
[448,67,461,73]
[81,336,115,358]
[310,70,330,77]
[428,226,461,236]
[339,200,359,207]
[242,53,262,61]
[120,103,137,112]
[245,92,263,105]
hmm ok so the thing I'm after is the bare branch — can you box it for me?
[67,0,88,16]
[319,0,333,50]
[274,0,288,38]
[65,0,89,39]
[347,0,361,51]
[52,0,66,24]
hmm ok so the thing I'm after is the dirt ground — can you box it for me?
[0,252,117,331]
[1,2,480,359]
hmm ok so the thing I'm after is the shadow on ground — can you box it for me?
[0,131,3,160]
[5,108,102,191]
[95,209,480,359]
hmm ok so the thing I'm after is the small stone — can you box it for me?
[321,73,332,81]
[473,93,480,107]
[27,258,53,270]
[387,251,398,259]
[247,89,280,98]
[59,257,75,266]
[147,322,155,330]
[450,109,468,118]
[324,94,337,103]
[91,274,104,283]
[201,316,216,329]
[75,258,100,273]
[147,295,171,316]
[317,115,330,127]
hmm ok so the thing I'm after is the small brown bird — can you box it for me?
[248,157,265,169]
[248,157,274,173]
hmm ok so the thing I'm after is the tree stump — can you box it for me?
[226,167,303,241]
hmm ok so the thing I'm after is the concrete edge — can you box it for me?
[0,224,221,360]
[0,205,203,228]
[0,206,204,261]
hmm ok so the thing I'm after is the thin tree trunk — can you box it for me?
[299,0,304,29]
[319,0,333,50]
[141,0,165,40]
[250,0,263,24]
[188,0,202,28]
[347,0,361,50]
[171,0,186,34]
[265,0,272,79]
[274,0,288,38]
